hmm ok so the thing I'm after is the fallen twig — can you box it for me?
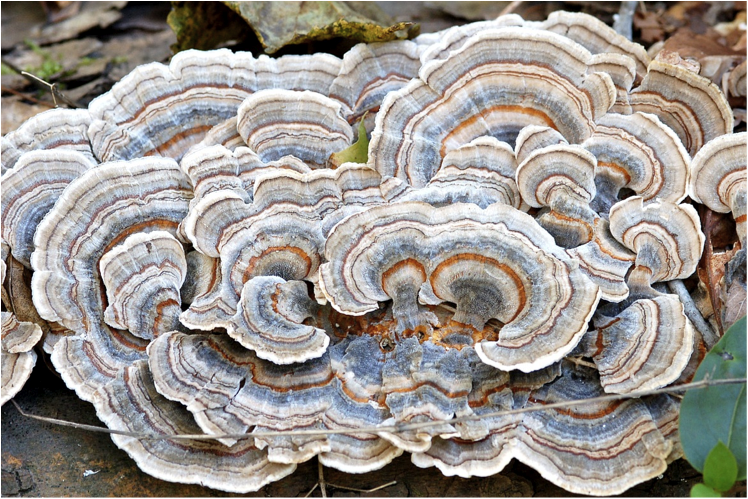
[668,279,720,349]
[11,376,746,442]
[21,71,84,109]
[0,85,56,108]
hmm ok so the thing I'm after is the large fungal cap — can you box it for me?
[586,295,694,393]
[320,201,601,372]
[689,132,747,245]
[31,157,192,334]
[609,197,704,295]
[29,157,191,401]
[630,60,733,156]
[1,312,42,405]
[1,149,97,267]
[515,363,673,496]
[92,359,296,492]
[180,192,325,330]
[99,231,187,340]
[88,50,343,162]
[584,112,690,217]
[229,276,328,364]
[516,144,599,247]
[237,89,353,167]
[369,27,616,188]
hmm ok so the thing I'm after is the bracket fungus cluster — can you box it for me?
[1,10,746,497]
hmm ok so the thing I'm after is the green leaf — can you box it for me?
[680,316,747,480]
[703,442,738,492]
[329,116,368,167]
[691,483,722,497]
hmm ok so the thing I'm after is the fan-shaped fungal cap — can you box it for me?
[726,60,746,98]
[566,218,635,302]
[384,137,522,209]
[609,197,705,293]
[180,194,326,330]
[99,231,187,340]
[369,28,616,187]
[689,132,747,245]
[179,144,311,208]
[411,434,515,478]
[237,89,353,167]
[28,157,190,403]
[515,364,672,496]
[417,15,526,63]
[516,144,597,208]
[538,11,650,80]
[229,276,328,364]
[514,125,568,165]
[329,40,422,121]
[630,60,733,155]
[320,201,601,372]
[516,144,598,247]
[1,108,95,172]
[1,149,97,267]
[584,112,690,217]
[587,53,638,114]
[88,50,343,162]
[31,157,192,335]
[92,359,296,492]
[587,295,694,393]
[1,312,42,405]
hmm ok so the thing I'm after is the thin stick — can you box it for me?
[12,377,746,442]
[20,71,83,109]
[668,279,720,349]
[1,85,56,108]
[318,458,327,498]
[327,480,398,493]
[304,483,319,498]
[566,356,597,369]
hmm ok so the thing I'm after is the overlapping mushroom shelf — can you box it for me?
[1,10,746,497]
